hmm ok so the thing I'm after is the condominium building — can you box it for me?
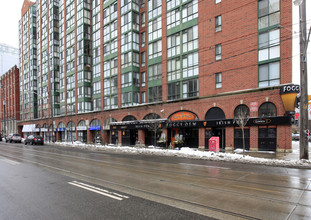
[19,0,296,152]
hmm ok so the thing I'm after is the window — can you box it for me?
[167,33,180,57]
[215,73,222,88]
[148,17,161,41]
[167,58,181,81]
[258,0,280,30]
[182,52,199,78]
[215,44,222,61]
[148,86,162,102]
[182,25,198,53]
[167,9,180,29]
[141,72,146,87]
[258,29,280,62]
[148,0,162,20]
[148,40,162,59]
[182,79,198,98]
[215,0,221,4]
[141,52,146,66]
[141,12,146,27]
[215,15,222,32]
[182,0,198,23]
[141,32,145,47]
[258,102,277,117]
[141,92,146,103]
[148,63,162,81]
[258,61,280,87]
[121,72,132,87]
[141,0,145,8]
[168,82,180,100]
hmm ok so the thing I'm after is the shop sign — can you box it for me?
[169,111,197,121]
[89,125,101,131]
[250,102,258,112]
[167,121,198,128]
[253,119,271,125]
[280,84,300,95]
[77,126,87,131]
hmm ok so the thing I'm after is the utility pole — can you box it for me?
[296,0,309,160]
[47,51,55,143]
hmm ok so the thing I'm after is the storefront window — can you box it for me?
[258,102,277,117]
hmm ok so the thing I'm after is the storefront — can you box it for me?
[22,124,36,138]
[56,122,65,142]
[89,119,101,143]
[167,111,199,148]
[103,118,117,144]
[77,120,87,143]
[67,121,76,142]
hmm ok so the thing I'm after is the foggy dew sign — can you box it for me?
[169,111,197,121]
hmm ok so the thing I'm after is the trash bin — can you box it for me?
[209,136,219,152]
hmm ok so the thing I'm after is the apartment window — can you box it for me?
[148,86,162,103]
[168,82,180,100]
[258,61,280,87]
[141,12,146,27]
[215,44,222,61]
[167,9,180,29]
[141,32,145,47]
[215,0,221,4]
[121,92,132,106]
[182,0,198,23]
[215,15,222,32]
[258,29,280,62]
[148,0,162,20]
[141,0,145,8]
[182,25,198,53]
[215,73,222,88]
[148,63,162,81]
[148,17,161,41]
[148,40,162,59]
[141,72,146,87]
[167,58,181,81]
[121,72,133,88]
[258,0,280,30]
[182,52,198,78]
[141,52,146,67]
[141,92,146,103]
[93,98,101,111]
[167,33,180,57]
[182,78,198,98]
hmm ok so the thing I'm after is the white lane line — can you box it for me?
[68,181,129,200]
[1,158,20,165]
[179,163,230,170]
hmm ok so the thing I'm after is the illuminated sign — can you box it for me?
[169,111,197,121]
[280,84,300,115]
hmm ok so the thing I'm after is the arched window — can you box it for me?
[90,119,101,126]
[234,105,250,119]
[67,121,76,130]
[205,107,225,120]
[258,102,277,117]
[103,118,117,130]
[143,113,160,120]
[58,122,65,128]
[78,120,86,127]
[122,116,137,121]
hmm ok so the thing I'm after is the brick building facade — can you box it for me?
[18,0,295,152]
[0,65,20,136]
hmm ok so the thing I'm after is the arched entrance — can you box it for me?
[258,102,277,151]
[103,118,117,144]
[67,121,76,142]
[122,116,137,146]
[57,122,65,142]
[77,120,87,143]
[167,110,199,148]
[143,113,161,146]
[234,105,250,150]
[89,119,101,143]
[205,107,226,151]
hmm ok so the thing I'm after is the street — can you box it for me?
[0,142,311,219]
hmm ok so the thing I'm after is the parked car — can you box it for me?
[6,133,22,143]
[24,135,44,145]
[292,133,300,141]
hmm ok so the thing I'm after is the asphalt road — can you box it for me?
[0,141,310,219]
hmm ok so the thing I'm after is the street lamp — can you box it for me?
[295,0,310,160]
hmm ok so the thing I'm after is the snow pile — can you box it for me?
[52,141,311,169]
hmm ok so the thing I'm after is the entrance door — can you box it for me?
[258,127,276,151]
[234,128,250,150]
[171,128,180,146]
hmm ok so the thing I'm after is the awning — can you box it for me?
[22,124,36,132]
[89,125,101,131]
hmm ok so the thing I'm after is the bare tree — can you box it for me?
[234,105,250,157]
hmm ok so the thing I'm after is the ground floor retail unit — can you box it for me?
[18,85,298,152]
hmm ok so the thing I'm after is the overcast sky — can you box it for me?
[0,0,310,91]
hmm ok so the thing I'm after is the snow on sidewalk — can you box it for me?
[51,141,311,169]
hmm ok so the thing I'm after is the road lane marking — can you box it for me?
[1,158,20,165]
[179,163,231,170]
[68,181,129,200]
[232,185,281,194]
